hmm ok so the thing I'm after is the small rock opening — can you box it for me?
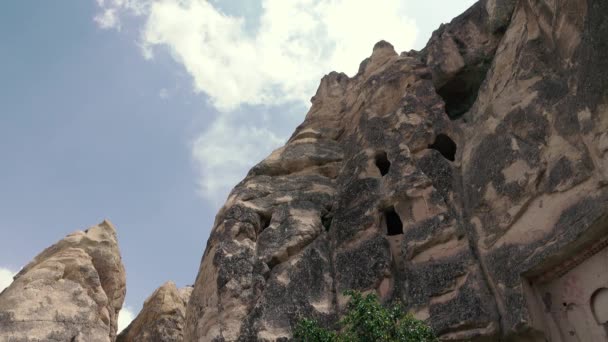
[322,214,333,232]
[428,134,457,161]
[384,207,403,236]
[258,212,272,232]
[321,204,333,232]
[375,151,391,176]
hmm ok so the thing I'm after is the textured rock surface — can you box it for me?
[0,220,126,342]
[185,0,608,341]
[117,282,192,342]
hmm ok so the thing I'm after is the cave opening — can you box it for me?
[428,134,457,162]
[259,212,272,232]
[375,151,391,176]
[436,62,492,120]
[384,207,403,236]
[322,214,333,232]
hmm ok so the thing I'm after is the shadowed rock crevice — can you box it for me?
[321,212,333,232]
[435,60,493,119]
[423,0,515,120]
[374,151,391,176]
[258,212,272,233]
[384,207,404,236]
[428,134,457,162]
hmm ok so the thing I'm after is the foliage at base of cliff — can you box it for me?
[295,290,438,342]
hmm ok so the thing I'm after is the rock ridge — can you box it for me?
[184,0,608,341]
[117,281,193,342]
[0,220,126,342]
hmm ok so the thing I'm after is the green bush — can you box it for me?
[294,290,438,342]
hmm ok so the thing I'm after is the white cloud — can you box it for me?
[117,306,136,333]
[159,88,169,99]
[192,115,285,206]
[94,8,121,30]
[94,0,152,30]
[95,0,418,203]
[96,0,418,111]
[0,267,15,293]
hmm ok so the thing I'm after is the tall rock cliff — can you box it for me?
[0,220,126,342]
[185,0,608,341]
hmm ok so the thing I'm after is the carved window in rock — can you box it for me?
[375,151,391,176]
[428,134,457,162]
[258,212,272,233]
[381,206,405,269]
[383,207,403,236]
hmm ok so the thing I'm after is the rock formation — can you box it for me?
[0,220,126,342]
[2,0,607,341]
[185,0,608,341]
[117,282,192,342]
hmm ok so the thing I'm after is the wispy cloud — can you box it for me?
[94,0,151,30]
[191,114,286,206]
[94,8,121,30]
[94,0,419,204]
[0,267,15,293]
[158,88,169,100]
[98,0,417,110]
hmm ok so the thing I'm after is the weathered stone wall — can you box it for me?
[184,0,608,340]
[457,0,608,339]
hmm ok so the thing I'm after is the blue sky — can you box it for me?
[0,0,476,330]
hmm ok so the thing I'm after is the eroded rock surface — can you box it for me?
[460,0,608,339]
[0,220,126,342]
[117,282,192,342]
[185,0,608,341]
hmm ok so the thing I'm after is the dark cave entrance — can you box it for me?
[258,212,272,232]
[375,151,391,176]
[428,134,457,162]
[435,61,493,120]
[384,207,403,236]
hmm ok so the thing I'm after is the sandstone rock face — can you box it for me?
[117,282,192,342]
[0,220,126,342]
[454,0,608,339]
[185,0,608,341]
